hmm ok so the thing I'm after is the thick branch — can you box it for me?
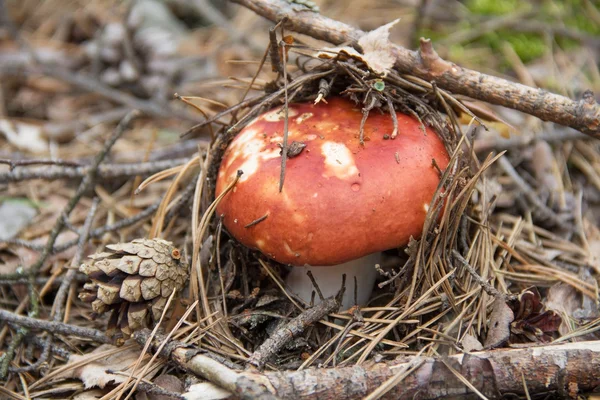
[263,342,600,399]
[231,0,600,138]
[140,330,600,399]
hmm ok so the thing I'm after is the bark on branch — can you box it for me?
[137,330,600,399]
[231,0,600,139]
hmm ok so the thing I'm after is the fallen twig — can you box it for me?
[498,156,572,229]
[133,329,281,400]
[473,128,590,153]
[0,158,189,183]
[452,250,516,302]
[230,0,600,138]
[0,309,111,345]
[137,329,600,399]
[247,296,340,369]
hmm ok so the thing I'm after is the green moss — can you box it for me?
[503,33,548,63]
[418,0,599,71]
[465,0,521,15]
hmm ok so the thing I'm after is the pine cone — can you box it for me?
[79,238,188,336]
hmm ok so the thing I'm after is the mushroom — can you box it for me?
[216,97,449,310]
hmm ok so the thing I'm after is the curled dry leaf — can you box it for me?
[484,297,514,349]
[318,19,400,76]
[64,344,157,389]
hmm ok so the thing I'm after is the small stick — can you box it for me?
[0,158,188,183]
[278,28,290,193]
[133,329,280,400]
[359,94,377,145]
[498,156,572,229]
[247,296,340,369]
[431,158,443,176]
[269,21,284,76]
[244,213,269,228]
[306,270,325,301]
[385,94,399,139]
[53,198,100,321]
[0,309,111,344]
[314,77,333,104]
[452,250,515,302]
[0,158,83,171]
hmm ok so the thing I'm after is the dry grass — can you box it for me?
[0,0,599,398]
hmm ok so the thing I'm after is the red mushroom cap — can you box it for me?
[216,97,449,266]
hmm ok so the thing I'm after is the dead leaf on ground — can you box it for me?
[484,297,514,349]
[461,333,483,352]
[63,344,157,389]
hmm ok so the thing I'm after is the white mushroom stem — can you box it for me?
[285,253,381,311]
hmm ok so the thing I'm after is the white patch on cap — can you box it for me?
[295,112,313,125]
[423,203,429,212]
[321,141,359,180]
[235,148,279,182]
[283,241,295,256]
[262,107,298,122]
[224,126,280,182]
[224,128,261,169]
[256,239,265,249]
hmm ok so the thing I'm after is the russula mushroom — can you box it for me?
[216,97,449,310]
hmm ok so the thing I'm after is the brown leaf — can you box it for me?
[484,297,514,348]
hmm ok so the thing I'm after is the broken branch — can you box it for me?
[231,0,600,138]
